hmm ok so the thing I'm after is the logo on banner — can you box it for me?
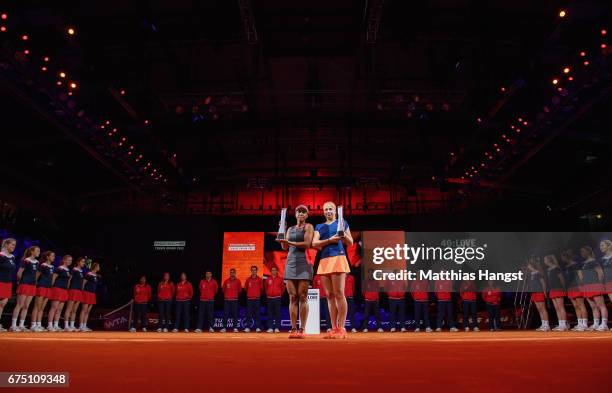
[228,243,256,251]
[154,241,186,251]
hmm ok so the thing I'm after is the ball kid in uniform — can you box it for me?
[79,262,101,332]
[31,251,55,332]
[47,255,72,331]
[11,245,40,332]
[63,257,86,332]
[0,238,18,332]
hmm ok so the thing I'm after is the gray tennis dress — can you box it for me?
[284,226,314,280]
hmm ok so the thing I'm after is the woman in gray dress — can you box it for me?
[278,205,314,338]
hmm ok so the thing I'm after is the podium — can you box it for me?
[300,288,320,334]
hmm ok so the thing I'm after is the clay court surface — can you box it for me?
[2,331,611,393]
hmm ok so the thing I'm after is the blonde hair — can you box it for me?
[544,254,559,267]
[1,238,16,251]
[22,246,40,261]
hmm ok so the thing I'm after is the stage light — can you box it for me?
[580,51,586,57]
[523,121,528,126]
[23,49,29,55]
[563,67,570,74]
[56,81,62,86]
[558,10,566,18]
[107,132,112,137]
[129,145,134,150]
[583,60,589,66]
[500,86,506,92]
[43,56,49,62]
[22,34,28,41]
[121,137,126,141]
[568,76,574,81]
[552,78,559,85]
[105,120,110,125]
[120,89,126,95]
[502,134,507,138]
[480,163,485,167]
[41,66,47,72]
[516,128,521,133]
[68,91,73,96]
[476,117,482,123]
[596,214,603,219]
[602,29,607,36]
[67,27,75,35]
[450,152,455,156]
[1,13,7,20]
[69,82,77,89]
[496,148,501,152]
[0,26,6,33]
[601,43,607,49]
[510,125,515,129]
[59,72,66,78]
[143,119,149,125]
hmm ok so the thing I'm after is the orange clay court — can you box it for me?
[1,331,612,393]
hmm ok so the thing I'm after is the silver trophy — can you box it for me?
[276,208,287,240]
[336,206,345,237]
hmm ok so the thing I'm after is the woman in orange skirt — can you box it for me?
[311,201,353,339]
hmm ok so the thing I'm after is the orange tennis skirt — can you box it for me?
[317,255,350,275]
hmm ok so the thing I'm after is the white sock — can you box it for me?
[601,318,608,327]
[69,320,74,328]
[541,320,549,327]
[592,318,600,326]
[64,320,69,329]
[54,321,59,328]
[11,319,17,328]
[559,320,566,327]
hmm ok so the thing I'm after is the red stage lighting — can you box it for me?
[21,34,28,41]
[602,29,607,36]
[601,43,607,49]
[69,82,77,89]
[41,66,47,72]
[43,56,49,62]
[583,61,589,66]
[0,26,6,33]
[1,13,7,20]
[563,67,570,74]
[23,49,29,55]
